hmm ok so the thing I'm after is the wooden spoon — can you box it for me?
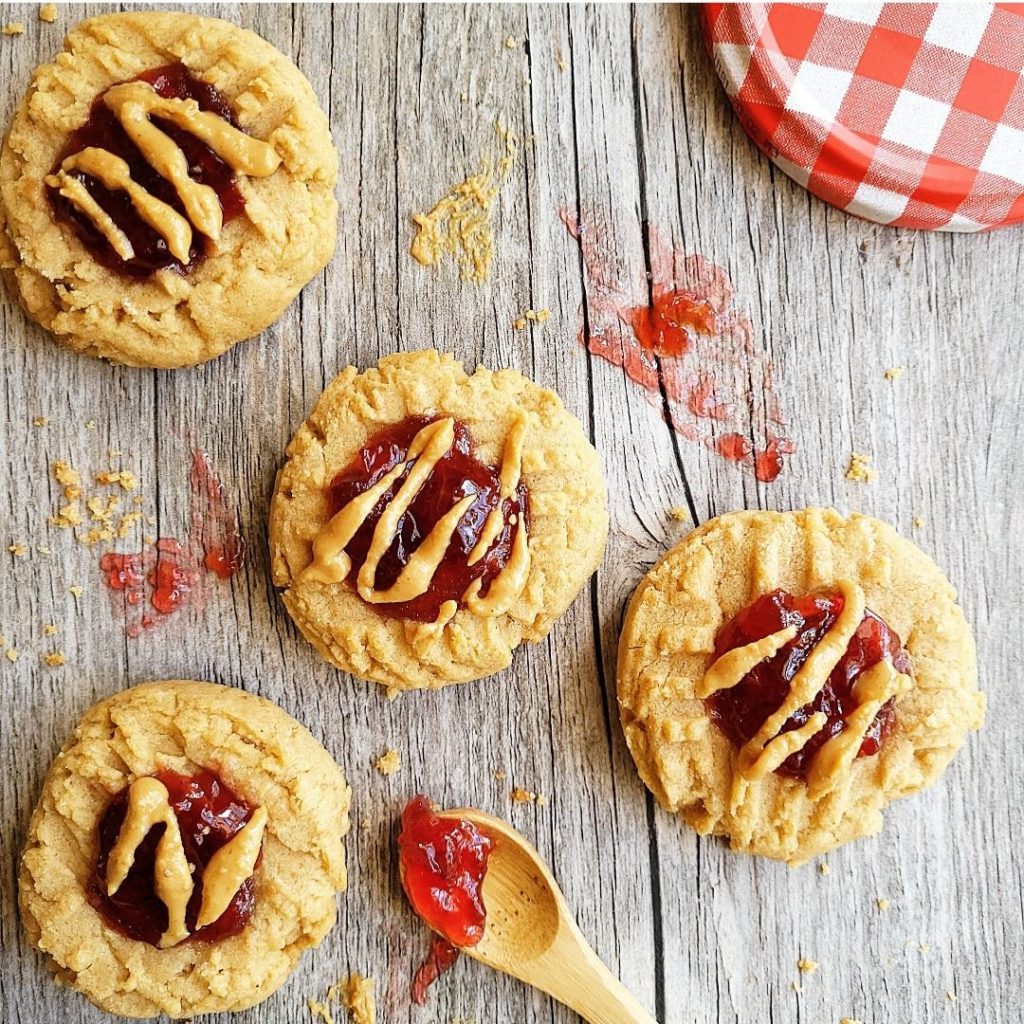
[439,808,659,1024]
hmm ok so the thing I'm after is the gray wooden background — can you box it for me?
[1,4,1020,1023]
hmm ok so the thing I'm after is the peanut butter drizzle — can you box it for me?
[464,510,530,616]
[467,415,526,565]
[700,580,910,810]
[302,417,530,619]
[408,599,459,650]
[53,147,193,262]
[806,660,911,799]
[105,776,267,947]
[361,492,476,604]
[747,712,829,781]
[106,777,192,948]
[46,170,135,260]
[55,79,280,258]
[736,579,866,783]
[195,805,268,929]
[698,625,797,699]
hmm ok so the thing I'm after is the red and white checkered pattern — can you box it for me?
[702,3,1024,231]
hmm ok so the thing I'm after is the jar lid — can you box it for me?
[702,3,1024,231]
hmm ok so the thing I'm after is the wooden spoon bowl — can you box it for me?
[440,808,658,1024]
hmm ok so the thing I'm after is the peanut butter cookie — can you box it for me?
[270,350,609,691]
[0,12,337,368]
[617,508,984,865]
[19,680,351,1018]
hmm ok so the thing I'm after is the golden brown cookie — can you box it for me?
[0,12,337,368]
[270,350,609,691]
[617,508,985,865]
[20,680,351,1018]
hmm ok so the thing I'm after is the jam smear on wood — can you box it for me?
[411,935,462,1006]
[328,416,529,622]
[398,795,493,948]
[626,286,719,358]
[49,63,245,277]
[707,589,912,779]
[93,768,257,946]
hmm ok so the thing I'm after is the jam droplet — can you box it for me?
[92,769,258,947]
[398,795,493,949]
[411,935,462,1006]
[715,432,752,462]
[626,287,719,358]
[754,435,797,484]
[328,416,529,622]
[97,449,242,635]
[707,589,913,780]
[191,449,246,578]
[49,63,245,277]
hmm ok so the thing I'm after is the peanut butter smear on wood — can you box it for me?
[410,123,517,282]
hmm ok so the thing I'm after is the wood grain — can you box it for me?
[0,5,1020,1024]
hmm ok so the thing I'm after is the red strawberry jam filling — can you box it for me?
[707,589,912,779]
[398,795,493,948]
[92,768,258,946]
[328,416,529,622]
[49,62,245,277]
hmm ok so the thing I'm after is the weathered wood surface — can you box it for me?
[1,4,1020,1023]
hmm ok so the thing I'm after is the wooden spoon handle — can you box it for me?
[545,936,659,1024]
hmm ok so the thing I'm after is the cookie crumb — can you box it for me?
[556,47,568,72]
[37,545,51,555]
[50,502,83,528]
[917,942,930,953]
[876,897,890,911]
[839,1018,864,1024]
[668,506,690,522]
[85,419,96,430]
[53,461,80,490]
[43,651,65,667]
[884,366,904,380]
[5,648,19,662]
[818,862,830,876]
[511,785,544,805]
[8,544,27,557]
[96,468,138,491]
[68,585,83,599]
[39,3,58,22]
[307,998,335,1024]
[946,991,957,1002]
[373,749,401,776]
[410,126,516,283]
[43,624,58,636]
[503,34,518,49]
[493,769,507,781]
[792,981,802,993]
[797,957,818,974]
[912,515,925,528]
[845,451,877,483]
[2,22,25,35]
[336,973,376,1024]
[358,817,371,831]
[32,416,49,427]
[513,307,550,330]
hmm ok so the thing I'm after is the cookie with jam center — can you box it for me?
[270,349,609,691]
[617,508,985,865]
[19,680,351,1018]
[0,12,337,368]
